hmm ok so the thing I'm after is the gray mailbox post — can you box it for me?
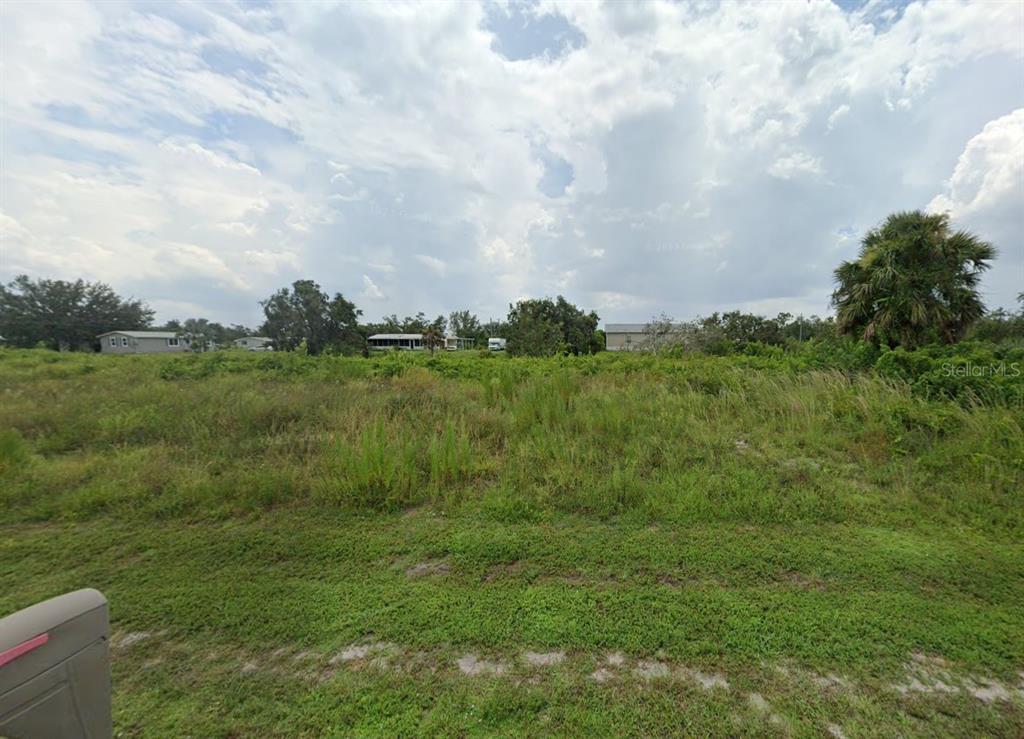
[0,589,111,738]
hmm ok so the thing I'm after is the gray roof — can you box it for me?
[369,333,423,340]
[604,324,648,333]
[96,330,180,339]
[235,336,272,342]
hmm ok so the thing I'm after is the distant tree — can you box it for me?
[505,296,599,356]
[161,318,255,352]
[636,312,836,355]
[480,319,508,340]
[778,314,834,343]
[552,296,600,355]
[506,306,563,357]
[704,311,788,348]
[0,275,153,351]
[228,324,256,341]
[640,314,686,352]
[370,312,444,336]
[832,211,995,348]
[378,314,403,333]
[966,300,1024,344]
[259,280,362,355]
[448,310,483,341]
[403,312,429,333]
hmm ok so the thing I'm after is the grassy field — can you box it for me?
[1,348,1022,736]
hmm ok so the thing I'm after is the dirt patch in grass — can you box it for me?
[329,641,396,666]
[457,654,508,677]
[111,629,171,652]
[106,628,1024,738]
[775,570,829,591]
[891,652,1023,703]
[969,681,1013,703]
[523,650,565,667]
[122,631,1024,722]
[483,560,525,582]
[746,692,786,726]
[405,559,450,578]
[811,672,850,690]
[589,668,613,683]
[114,631,152,649]
[678,667,729,691]
[634,660,671,680]
[657,575,684,588]
[827,723,848,738]
[747,692,770,712]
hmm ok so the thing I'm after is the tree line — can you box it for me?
[0,273,601,357]
[255,279,600,356]
[1,211,1019,356]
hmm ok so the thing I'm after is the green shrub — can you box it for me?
[0,429,30,476]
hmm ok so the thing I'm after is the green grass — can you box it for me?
[0,348,1022,736]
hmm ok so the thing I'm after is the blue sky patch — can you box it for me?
[484,0,585,62]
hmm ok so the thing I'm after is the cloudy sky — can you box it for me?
[1,0,1021,328]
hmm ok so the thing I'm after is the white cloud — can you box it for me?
[928,109,1024,219]
[827,104,850,131]
[414,254,447,276]
[243,249,301,273]
[162,241,249,291]
[1,0,1022,326]
[768,151,824,180]
[927,108,1024,308]
[216,222,258,237]
[158,139,261,175]
[360,274,385,301]
[0,213,32,242]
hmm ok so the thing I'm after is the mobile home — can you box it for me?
[97,331,191,354]
[233,336,273,351]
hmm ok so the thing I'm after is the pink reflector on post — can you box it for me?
[0,633,49,669]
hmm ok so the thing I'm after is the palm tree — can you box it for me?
[421,324,442,354]
[831,211,995,349]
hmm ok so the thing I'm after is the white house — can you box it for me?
[443,336,475,350]
[368,333,424,350]
[233,336,273,351]
[97,331,192,354]
[367,334,474,351]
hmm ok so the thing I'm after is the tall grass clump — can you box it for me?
[314,418,477,511]
[317,422,422,510]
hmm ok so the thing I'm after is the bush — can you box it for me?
[874,343,1023,406]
